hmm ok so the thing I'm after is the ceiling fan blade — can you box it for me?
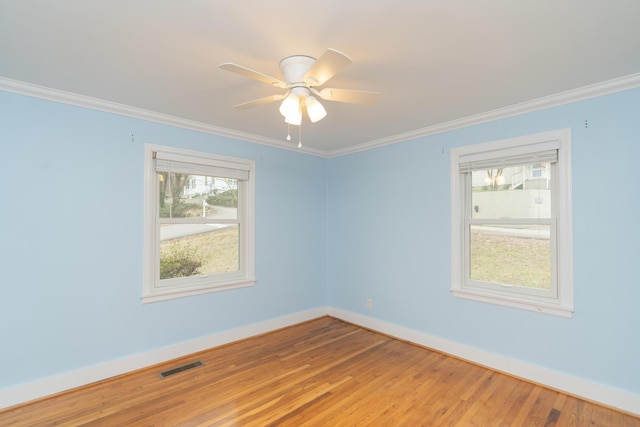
[233,93,286,109]
[304,48,352,86]
[220,63,287,89]
[314,88,380,104]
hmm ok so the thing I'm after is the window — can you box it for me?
[532,163,543,178]
[143,144,255,303]
[450,129,573,317]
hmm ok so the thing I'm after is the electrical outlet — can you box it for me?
[366,298,373,309]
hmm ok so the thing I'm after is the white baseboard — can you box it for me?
[328,307,640,417]
[3,306,639,417]
[0,306,329,410]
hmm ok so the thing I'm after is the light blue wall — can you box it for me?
[0,91,327,388]
[2,86,639,397]
[326,87,640,395]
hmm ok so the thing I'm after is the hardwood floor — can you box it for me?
[1,317,638,426]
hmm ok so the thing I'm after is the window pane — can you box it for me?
[158,172,238,219]
[471,163,551,219]
[469,224,551,289]
[159,225,239,279]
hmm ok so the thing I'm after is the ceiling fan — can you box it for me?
[219,48,379,129]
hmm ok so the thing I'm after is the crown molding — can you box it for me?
[327,72,640,157]
[0,77,327,157]
[2,73,639,159]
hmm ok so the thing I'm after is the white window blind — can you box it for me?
[155,151,250,181]
[458,139,559,173]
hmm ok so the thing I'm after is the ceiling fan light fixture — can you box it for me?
[280,94,300,117]
[306,96,327,123]
[280,93,302,124]
[284,112,302,126]
[220,48,379,141]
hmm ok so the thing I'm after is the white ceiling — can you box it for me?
[1,1,640,155]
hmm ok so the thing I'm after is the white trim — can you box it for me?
[141,279,256,304]
[0,77,328,158]
[2,306,638,416]
[328,308,640,417]
[0,307,329,410]
[142,144,256,303]
[450,128,573,317]
[2,73,639,158]
[451,289,573,318]
[327,73,640,157]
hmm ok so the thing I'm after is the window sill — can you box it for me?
[451,288,573,318]
[142,278,257,304]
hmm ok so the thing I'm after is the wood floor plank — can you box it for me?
[1,316,638,426]
[467,374,520,425]
[523,387,560,426]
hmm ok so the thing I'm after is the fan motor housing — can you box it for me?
[279,55,316,87]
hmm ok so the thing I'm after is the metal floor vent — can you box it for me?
[158,360,204,378]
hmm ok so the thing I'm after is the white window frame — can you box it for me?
[450,129,573,318]
[143,144,256,303]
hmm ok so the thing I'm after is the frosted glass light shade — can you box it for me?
[280,93,302,125]
[306,96,327,123]
[284,109,302,125]
[279,94,299,118]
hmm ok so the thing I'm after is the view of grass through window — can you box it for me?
[469,163,553,290]
[470,227,551,289]
[160,227,239,279]
[158,172,239,280]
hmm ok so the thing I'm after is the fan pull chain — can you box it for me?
[298,123,302,148]
[286,123,291,141]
